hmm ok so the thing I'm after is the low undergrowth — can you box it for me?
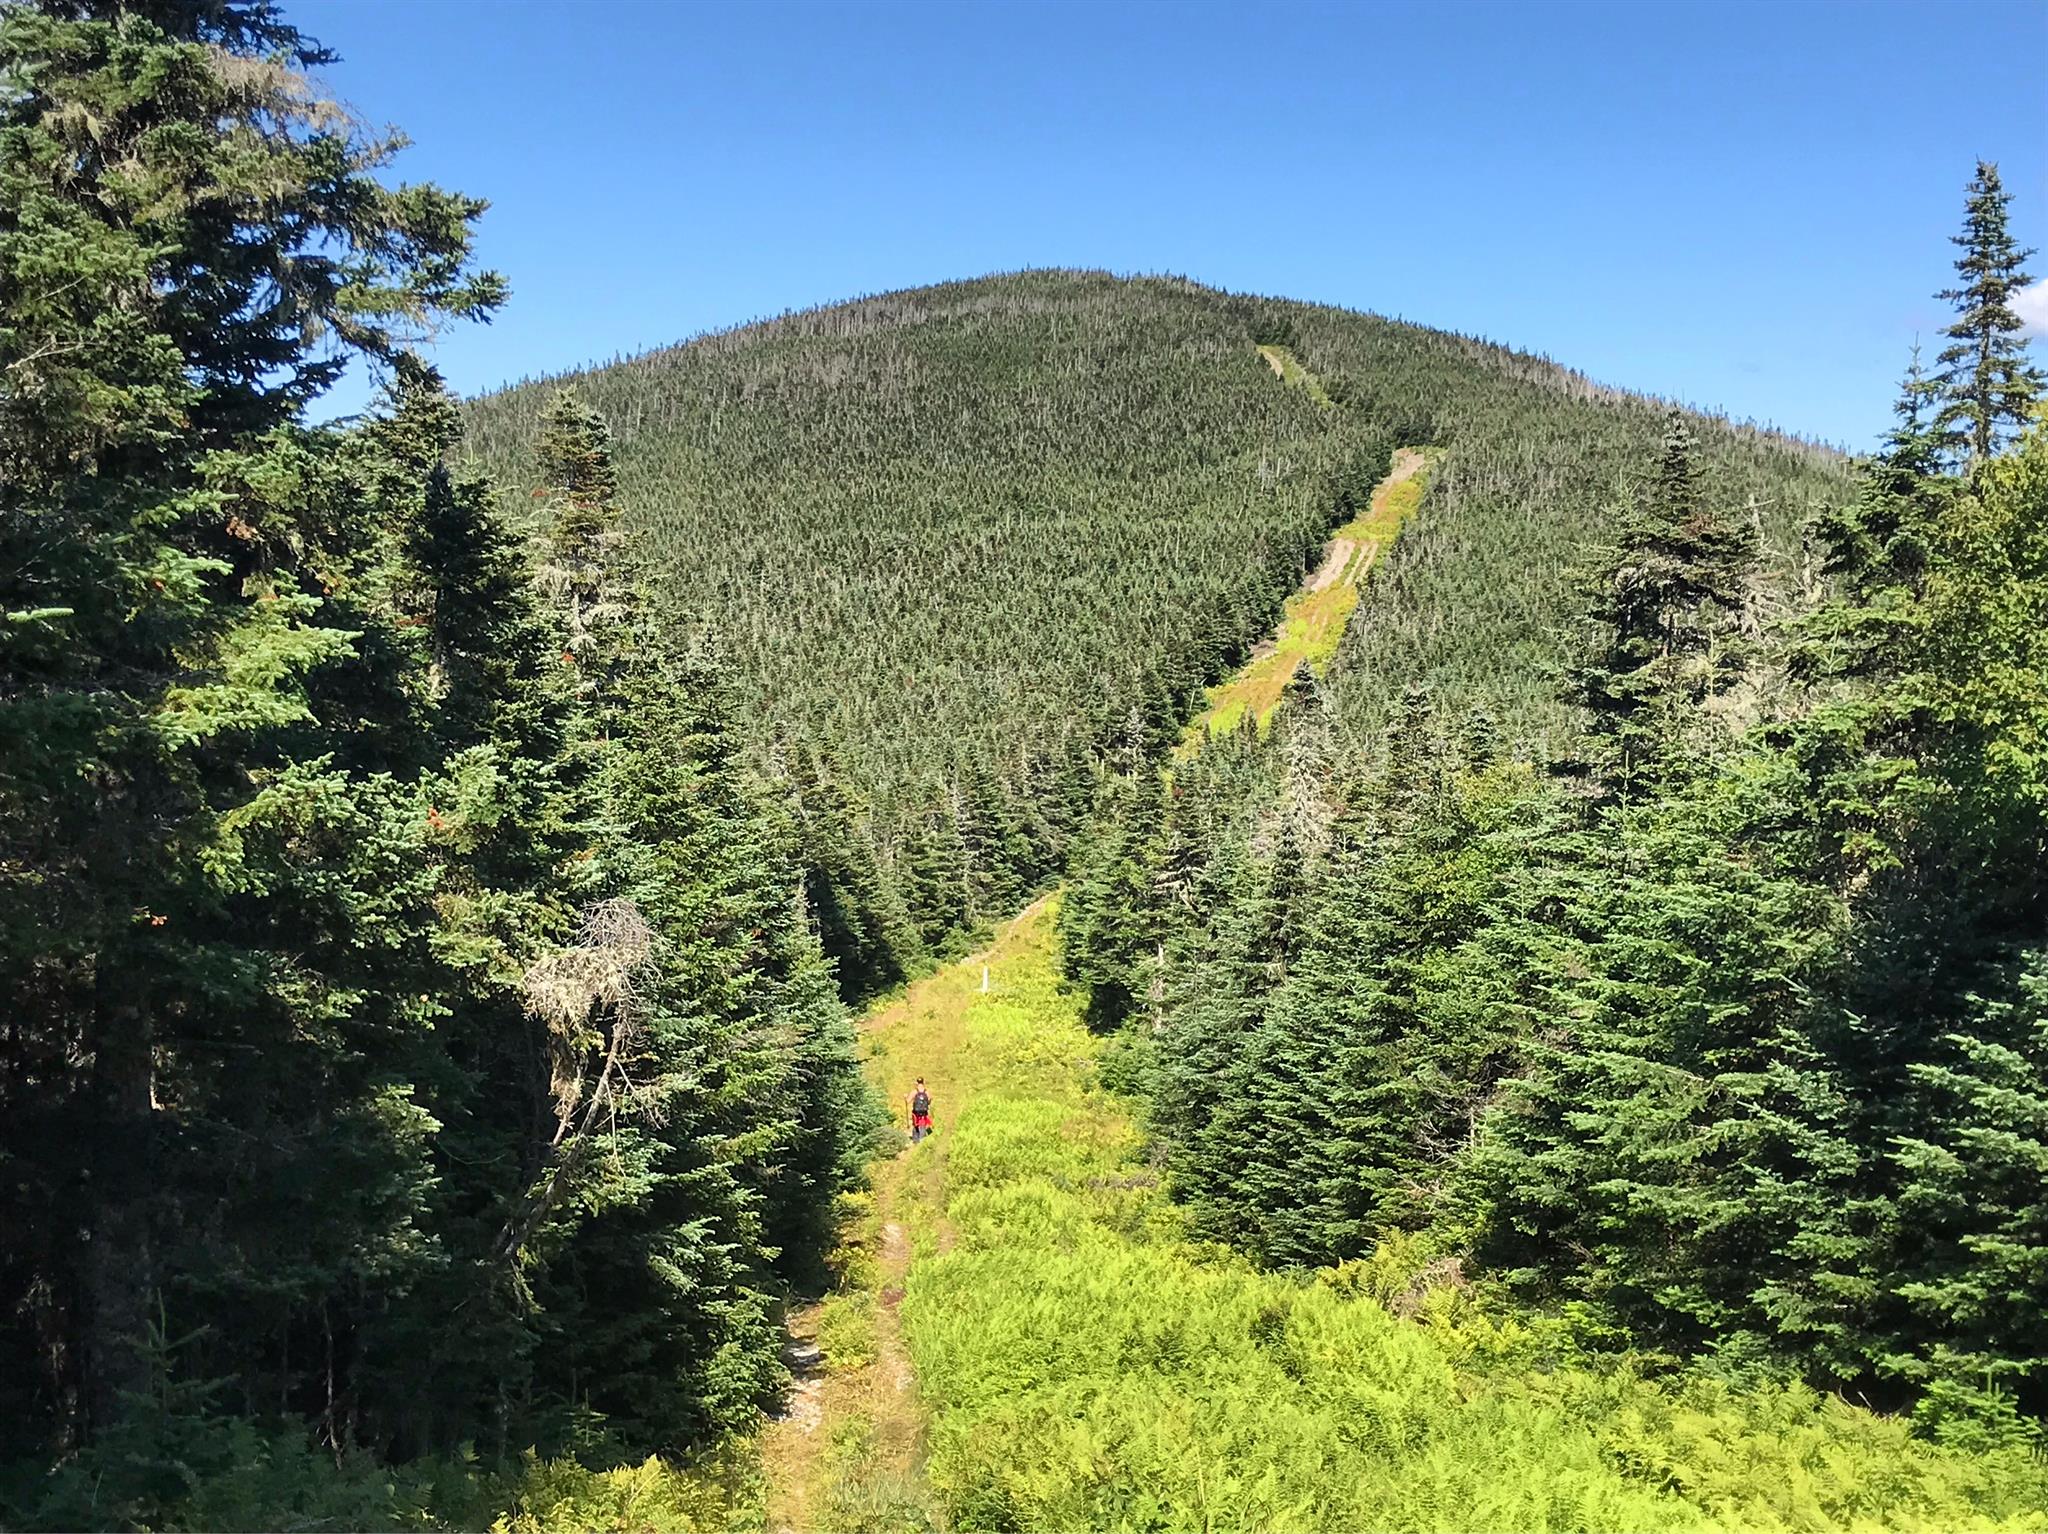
[2,1411,762,1534]
[897,902,2048,1533]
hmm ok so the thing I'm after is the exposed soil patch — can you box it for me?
[773,1337,826,1434]
[1308,537,1356,593]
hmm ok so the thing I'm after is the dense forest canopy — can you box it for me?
[1,3,875,1523]
[464,270,1849,995]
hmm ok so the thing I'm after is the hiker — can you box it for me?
[908,1078,934,1144]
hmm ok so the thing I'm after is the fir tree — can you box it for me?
[1815,347,1948,609]
[352,365,580,1456]
[778,739,920,1001]
[0,0,499,1450]
[535,391,633,707]
[1564,409,1760,800]
[899,808,972,951]
[1934,161,2044,466]
[512,404,881,1447]
[1058,708,1169,1029]
[1890,950,2048,1432]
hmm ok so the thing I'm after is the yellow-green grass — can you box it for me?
[758,905,1060,1533]
[887,903,2048,1534]
[487,1451,764,1534]
[1256,342,1334,407]
[1181,448,1434,752]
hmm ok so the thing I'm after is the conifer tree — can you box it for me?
[1816,347,1949,612]
[961,756,1034,913]
[0,0,500,1450]
[512,400,881,1446]
[1934,162,2044,466]
[1565,409,1759,800]
[535,391,633,708]
[349,365,582,1454]
[1058,709,1169,1028]
[1481,396,2048,1419]
[1889,950,2048,1432]
[1152,792,1312,1244]
[779,740,921,1000]
[1868,416,2048,1425]
[1472,764,1865,1366]
[900,808,972,950]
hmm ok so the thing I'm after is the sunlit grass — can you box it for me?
[1257,342,1334,408]
[886,902,2048,1534]
[1183,446,1438,752]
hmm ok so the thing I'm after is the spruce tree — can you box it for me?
[1890,950,2048,1433]
[1565,409,1759,800]
[1934,161,2044,466]
[348,364,582,1456]
[1473,763,1865,1367]
[1816,347,1948,609]
[778,740,920,1001]
[512,400,882,1446]
[899,808,971,950]
[1057,709,1168,1029]
[1480,407,2048,1419]
[535,391,633,707]
[0,0,499,1451]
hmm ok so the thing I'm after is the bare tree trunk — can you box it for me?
[83,991,153,1434]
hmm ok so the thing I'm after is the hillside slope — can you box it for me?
[465,271,1850,986]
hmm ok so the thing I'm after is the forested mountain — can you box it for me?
[6,1,2042,1528]
[463,272,1847,995]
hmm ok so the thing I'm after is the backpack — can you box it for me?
[912,1089,930,1117]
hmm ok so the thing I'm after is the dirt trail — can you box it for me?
[1255,341,1333,407]
[1181,438,1437,749]
[759,908,1052,1532]
[1306,538,1356,594]
[756,359,1429,1526]
[1382,444,1429,488]
[760,1136,927,1534]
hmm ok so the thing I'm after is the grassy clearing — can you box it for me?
[760,915,1050,1532]
[888,901,2048,1533]
[1183,446,1437,748]
[1256,342,1334,408]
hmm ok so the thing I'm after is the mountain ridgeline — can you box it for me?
[465,272,1849,999]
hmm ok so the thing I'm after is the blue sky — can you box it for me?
[300,0,2047,450]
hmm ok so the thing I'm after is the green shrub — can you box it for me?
[491,1449,760,1534]
[817,1292,881,1375]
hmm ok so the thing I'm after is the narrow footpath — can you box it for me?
[757,402,1434,1531]
[760,905,1054,1532]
